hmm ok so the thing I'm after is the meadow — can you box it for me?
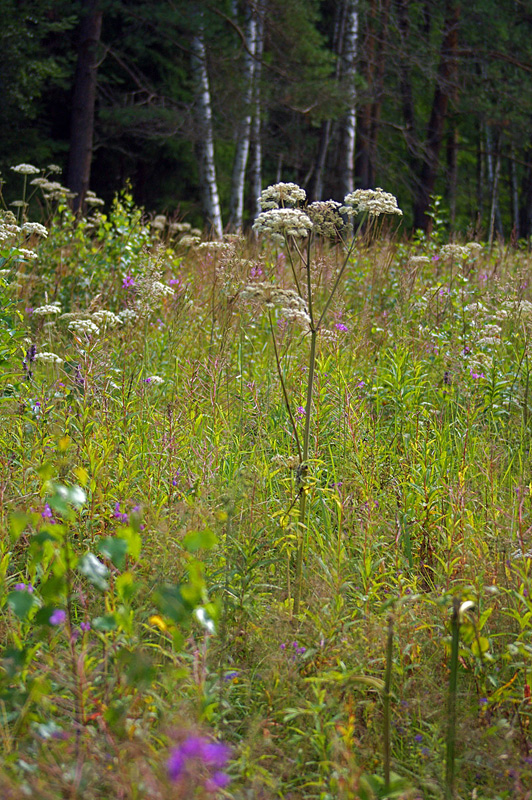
[1,170,532,799]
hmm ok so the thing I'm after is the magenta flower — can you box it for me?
[14,582,34,592]
[335,322,348,332]
[122,274,135,289]
[50,609,66,626]
[167,735,231,789]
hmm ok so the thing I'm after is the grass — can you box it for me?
[1,180,532,799]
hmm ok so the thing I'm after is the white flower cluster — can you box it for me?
[11,163,40,175]
[33,303,61,316]
[34,351,64,365]
[408,255,430,265]
[341,188,403,217]
[30,177,75,201]
[17,248,38,260]
[22,222,48,238]
[259,182,307,210]
[118,308,138,325]
[84,190,104,207]
[441,242,482,259]
[178,235,201,248]
[253,208,313,245]
[151,214,167,231]
[170,222,191,234]
[144,375,164,385]
[502,299,532,317]
[307,201,345,237]
[69,319,100,336]
[240,282,311,329]
[197,241,233,253]
[92,310,121,328]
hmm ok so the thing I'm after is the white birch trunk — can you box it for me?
[338,0,358,198]
[191,26,223,236]
[228,2,257,230]
[250,1,264,221]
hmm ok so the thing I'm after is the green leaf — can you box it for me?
[92,614,117,632]
[182,528,217,553]
[117,526,142,561]
[77,553,109,591]
[115,572,136,603]
[97,537,128,570]
[9,512,30,543]
[7,590,38,619]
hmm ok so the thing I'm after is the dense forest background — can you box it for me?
[2,0,532,237]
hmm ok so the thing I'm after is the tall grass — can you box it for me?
[1,174,532,798]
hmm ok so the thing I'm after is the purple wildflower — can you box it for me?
[167,748,185,781]
[205,771,231,792]
[50,609,66,626]
[335,322,348,332]
[414,733,423,743]
[122,274,135,289]
[167,735,231,787]
[80,622,91,632]
[296,405,305,418]
[14,582,34,592]
[113,502,129,524]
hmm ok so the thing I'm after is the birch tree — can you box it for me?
[191,14,223,236]
[228,1,258,230]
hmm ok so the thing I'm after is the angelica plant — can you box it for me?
[249,182,403,612]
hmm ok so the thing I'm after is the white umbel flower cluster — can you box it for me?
[341,188,403,217]
[22,222,48,238]
[441,242,482,259]
[11,163,40,175]
[259,182,307,210]
[240,282,311,329]
[33,303,61,316]
[252,208,313,245]
[34,351,64,365]
[118,309,138,325]
[69,319,100,336]
[92,310,121,328]
[144,375,164,385]
[307,200,345,237]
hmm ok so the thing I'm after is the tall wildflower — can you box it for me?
[247,181,403,612]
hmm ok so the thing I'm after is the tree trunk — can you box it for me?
[367,0,391,188]
[191,22,223,236]
[249,0,264,221]
[228,1,257,230]
[413,0,460,231]
[510,148,520,240]
[67,0,102,214]
[336,0,358,198]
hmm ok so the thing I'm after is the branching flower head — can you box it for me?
[22,222,49,238]
[259,182,307,210]
[253,208,313,245]
[307,200,345,237]
[11,163,40,175]
[341,187,403,218]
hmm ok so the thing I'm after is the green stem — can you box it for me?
[268,311,302,462]
[445,597,460,800]
[294,326,317,614]
[383,614,393,792]
[284,235,303,297]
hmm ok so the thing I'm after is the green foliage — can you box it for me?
[3,174,532,796]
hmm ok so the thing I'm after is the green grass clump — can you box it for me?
[1,174,532,799]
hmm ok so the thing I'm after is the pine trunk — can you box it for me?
[413,0,460,231]
[67,0,102,213]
